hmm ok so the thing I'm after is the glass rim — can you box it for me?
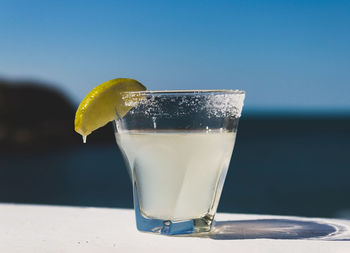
[121,89,245,96]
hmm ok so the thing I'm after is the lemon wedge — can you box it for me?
[74,78,146,142]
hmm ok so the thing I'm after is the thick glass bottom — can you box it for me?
[135,205,214,235]
[133,191,214,235]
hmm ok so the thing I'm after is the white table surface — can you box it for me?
[0,203,349,253]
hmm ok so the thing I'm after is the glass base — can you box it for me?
[135,206,214,235]
[132,182,216,235]
[133,189,214,235]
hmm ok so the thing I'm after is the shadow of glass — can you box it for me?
[205,219,340,240]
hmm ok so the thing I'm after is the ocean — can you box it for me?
[1,115,350,219]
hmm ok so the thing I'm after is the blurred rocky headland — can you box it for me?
[0,79,114,153]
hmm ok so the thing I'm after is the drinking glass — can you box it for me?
[113,90,245,235]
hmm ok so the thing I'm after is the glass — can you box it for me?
[113,90,245,235]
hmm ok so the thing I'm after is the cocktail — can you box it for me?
[74,79,245,235]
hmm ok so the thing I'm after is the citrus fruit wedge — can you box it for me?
[74,78,146,142]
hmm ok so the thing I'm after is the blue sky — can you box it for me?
[0,0,349,111]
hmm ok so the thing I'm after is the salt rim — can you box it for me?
[121,90,245,118]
